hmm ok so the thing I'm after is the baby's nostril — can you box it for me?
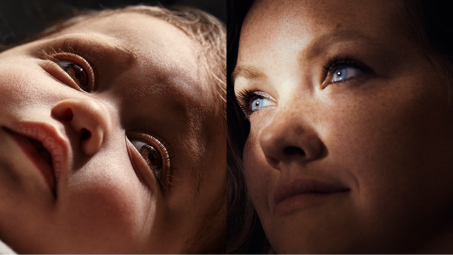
[80,128,91,141]
[62,108,74,121]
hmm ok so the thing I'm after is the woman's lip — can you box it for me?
[273,178,350,215]
[4,122,70,197]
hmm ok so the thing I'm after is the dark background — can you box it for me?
[0,0,226,45]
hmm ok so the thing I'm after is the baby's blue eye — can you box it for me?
[332,66,364,83]
[251,97,274,112]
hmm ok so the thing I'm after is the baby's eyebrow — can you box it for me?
[43,34,137,64]
[90,39,137,61]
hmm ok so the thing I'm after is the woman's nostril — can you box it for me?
[80,128,91,141]
[283,146,305,155]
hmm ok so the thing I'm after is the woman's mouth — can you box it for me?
[273,178,350,216]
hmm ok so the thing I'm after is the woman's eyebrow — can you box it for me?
[232,64,266,82]
[299,30,378,61]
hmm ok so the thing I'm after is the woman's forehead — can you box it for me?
[243,0,409,42]
[238,0,417,76]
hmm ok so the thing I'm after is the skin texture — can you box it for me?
[234,0,453,253]
[0,12,226,253]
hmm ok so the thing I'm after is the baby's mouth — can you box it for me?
[29,138,52,167]
[4,122,70,198]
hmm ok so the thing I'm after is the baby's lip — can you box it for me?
[4,122,70,196]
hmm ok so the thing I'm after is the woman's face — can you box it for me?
[0,12,225,253]
[235,0,453,253]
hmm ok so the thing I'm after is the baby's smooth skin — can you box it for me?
[0,12,225,253]
[235,0,453,253]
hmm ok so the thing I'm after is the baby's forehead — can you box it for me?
[43,10,219,97]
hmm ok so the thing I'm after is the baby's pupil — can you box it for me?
[147,152,155,162]
[140,145,162,170]
[65,63,88,90]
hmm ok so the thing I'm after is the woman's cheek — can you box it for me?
[243,112,276,215]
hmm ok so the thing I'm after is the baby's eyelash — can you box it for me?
[157,137,175,188]
[40,39,96,64]
[128,132,175,190]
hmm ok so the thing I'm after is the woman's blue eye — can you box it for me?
[331,66,364,83]
[237,90,276,116]
[251,97,273,112]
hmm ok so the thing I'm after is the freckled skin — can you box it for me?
[236,0,453,253]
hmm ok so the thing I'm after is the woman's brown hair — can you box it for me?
[227,0,271,253]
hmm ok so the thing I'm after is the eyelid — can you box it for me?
[126,132,172,189]
[41,51,96,92]
[40,41,97,92]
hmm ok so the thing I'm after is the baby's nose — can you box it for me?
[51,98,112,156]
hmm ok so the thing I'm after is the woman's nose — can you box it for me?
[259,111,323,169]
[51,98,111,156]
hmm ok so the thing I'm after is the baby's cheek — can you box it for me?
[0,63,38,111]
[61,159,153,245]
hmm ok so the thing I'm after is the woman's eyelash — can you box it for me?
[322,56,372,85]
[237,89,258,117]
[236,89,275,117]
[323,56,362,72]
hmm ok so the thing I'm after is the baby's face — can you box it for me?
[0,12,225,253]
